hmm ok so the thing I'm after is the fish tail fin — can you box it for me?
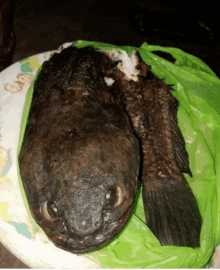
[142,179,202,247]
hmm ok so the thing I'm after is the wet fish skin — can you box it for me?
[107,50,202,247]
[19,46,140,254]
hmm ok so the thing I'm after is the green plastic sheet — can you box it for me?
[18,40,220,268]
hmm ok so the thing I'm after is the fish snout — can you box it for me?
[38,183,134,253]
[66,213,102,236]
[64,184,128,237]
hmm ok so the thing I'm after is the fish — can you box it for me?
[19,45,202,254]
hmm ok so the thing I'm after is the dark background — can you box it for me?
[10,0,220,77]
[0,0,219,267]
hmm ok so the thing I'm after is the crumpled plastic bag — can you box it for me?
[18,40,220,268]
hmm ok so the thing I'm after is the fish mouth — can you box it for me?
[49,205,133,254]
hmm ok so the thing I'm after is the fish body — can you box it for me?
[19,46,201,254]
[19,47,140,253]
[106,50,202,247]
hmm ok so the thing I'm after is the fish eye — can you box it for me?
[40,201,59,222]
[106,188,115,202]
[47,201,59,218]
[105,185,123,208]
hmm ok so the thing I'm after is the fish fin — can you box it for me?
[142,176,202,247]
[170,97,193,177]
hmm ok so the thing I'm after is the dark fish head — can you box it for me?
[21,131,140,254]
[19,46,141,253]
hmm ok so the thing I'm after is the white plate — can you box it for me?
[0,41,99,269]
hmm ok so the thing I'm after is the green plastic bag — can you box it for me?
[18,40,220,268]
